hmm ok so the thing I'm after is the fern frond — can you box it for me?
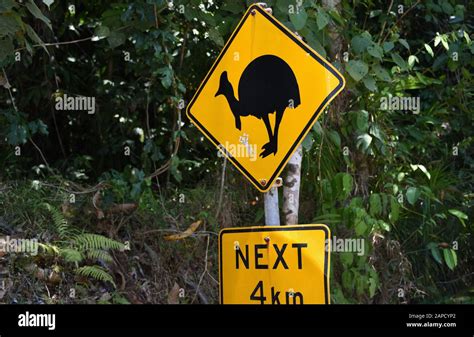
[86,249,113,263]
[75,265,116,287]
[72,233,124,251]
[38,242,61,255]
[60,248,84,263]
[40,203,71,239]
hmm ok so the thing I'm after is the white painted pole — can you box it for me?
[251,2,280,227]
[264,185,281,226]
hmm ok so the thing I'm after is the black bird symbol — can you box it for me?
[215,55,301,158]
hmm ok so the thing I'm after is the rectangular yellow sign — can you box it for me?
[219,224,330,304]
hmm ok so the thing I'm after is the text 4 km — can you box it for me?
[250,281,303,304]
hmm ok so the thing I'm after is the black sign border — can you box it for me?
[186,4,345,191]
[219,225,330,304]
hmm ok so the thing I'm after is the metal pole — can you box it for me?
[264,178,282,226]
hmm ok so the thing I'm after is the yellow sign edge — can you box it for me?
[186,4,346,192]
[218,224,331,304]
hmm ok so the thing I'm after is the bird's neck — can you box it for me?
[223,86,240,116]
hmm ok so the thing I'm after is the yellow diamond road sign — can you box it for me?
[186,4,345,192]
[219,225,330,304]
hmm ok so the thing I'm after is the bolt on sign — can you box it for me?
[219,225,330,304]
[186,4,345,192]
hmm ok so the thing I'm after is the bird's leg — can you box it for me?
[272,106,284,154]
[260,112,278,158]
[262,113,273,143]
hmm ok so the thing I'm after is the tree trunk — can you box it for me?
[322,0,343,58]
[282,145,302,224]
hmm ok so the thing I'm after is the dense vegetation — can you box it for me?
[0,0,472,304]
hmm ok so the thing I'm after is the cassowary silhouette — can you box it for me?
[215,55,300,158]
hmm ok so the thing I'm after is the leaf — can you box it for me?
[356,110,368,131]
[290,8,308,30]
[157,66,173,89]
[351,32,372,54]
[28,120,48,135]
[26,0,52,31]
[164,220,202,241]
[369,194,382,216]
[42,0,54,9]
[377,220,390,232]
[167,282,181,304]
[315,10,328,30]
[408,55,419,68]
[275,0,293,13]
[342,269,353,291]
[434,34,449,50]
[391,53,407,70]
[356,133,372,151]
[61,248,83,263]
[75,265,116,287]
[372,63,391,82]
[367,44,383,59]
[208,27,224,47]
[443,249,457,270]
[369,277,377,298]
[427,242,442,264]
[0,0,16,11]
[355,220,367,236]
[342,173,353,197]
[418,164,430,180]
[107,31,126,48]
[410,164,430,180]
[345,60,368,82]
[383,41,394,52]
[424,43,434,57]
[399,38,410,50]
[448,209,468,227]
[73,233,124,251]
[362,75,377,91]
[328,130,341,148]
[340,252,353,266]
[0,14,20,37]
[406,187,420,205]
[302,132,314,151]
[94,25,110,39]
[7,124,28,145]
[25,24,49,54]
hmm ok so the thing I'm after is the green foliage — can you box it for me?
[40,202,72,239]
[40,203,124,287]
[0,0,472,304]
[75,266,116,288]
[73,233,124,252]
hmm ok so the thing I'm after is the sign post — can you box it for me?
[187,3,344,304]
